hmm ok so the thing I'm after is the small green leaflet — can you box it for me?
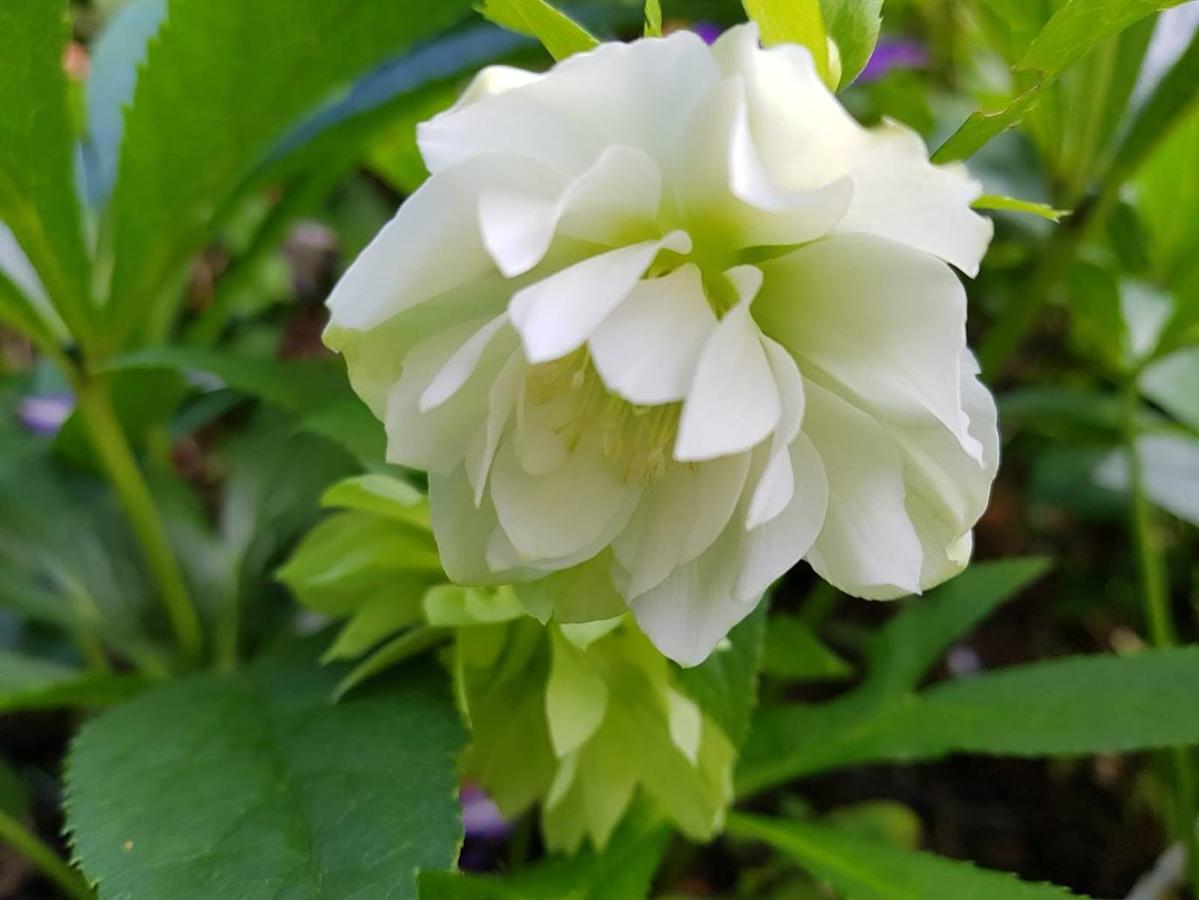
[477,0,599,60]
[934,0,1188,162]
[726,814,1087,899]
[973,194,1071,222]
[644,0,663,37]
[742,0,831,85]
[66,641,466,900]
[819,0,884,86]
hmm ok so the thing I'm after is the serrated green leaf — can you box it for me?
[973,194,1071,221]
[865,558,1050,700]
[673,603,766,746]
[726,814,1087,899]
[740,647,1199,793]
[83,0,167,207]
[819,0,883,86]
[477,0,599,60]
[762,614,852,682]
[934,0,1187,162]
[106,347,349,414]
[742,0,830,84]
[420,805,670,900]
[0,0,94,345]
[104,0,476,348]
[66,643,466,900]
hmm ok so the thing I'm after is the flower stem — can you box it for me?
[0,808,94,900]
[1123,379,1199,896]
[72,374,203,662]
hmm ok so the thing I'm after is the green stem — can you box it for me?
[0,809,95,900]
[73,375,203,662]
[1124,379,1199,896]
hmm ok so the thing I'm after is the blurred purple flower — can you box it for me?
[692,22,722,45]
[858,38,929,82]
[18,394,73,437]
[459,784,508,871]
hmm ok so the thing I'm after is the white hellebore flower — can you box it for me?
[325,25,999,666]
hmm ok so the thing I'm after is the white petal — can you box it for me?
[418,31,721,175]
[514,379,574,476]
[756,233,980,462]
[429,465,530,585]
[890,350,999,590]
[612,453,751,599]
[326,154,561,332]
[745,339,806,529]
[464,352,523,505]
[384,321,497,473]
[626,520,751,667]
[736,433,828,602]
[628,434,829,665]
[675,267,780,462]
[838,119,992,276]
[710,24,867,191]
[589,264,717,405]
[420,314,513,412]
[509,231,691,364]
[489,430,640,563]
[478,145,663,278]
[801,381,924,599]
[675,76,852,248]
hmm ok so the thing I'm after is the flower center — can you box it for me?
[526,349,682,484]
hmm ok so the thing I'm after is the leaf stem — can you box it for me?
[72,374,203,662]
[1123,378,1199,896]
[0,808,95,900]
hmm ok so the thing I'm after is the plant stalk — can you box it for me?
[72,374,202,662]
[0,809,95,900]
[1124,379,1199,897]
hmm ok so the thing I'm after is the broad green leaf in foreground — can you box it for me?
[739,646,1199,794]
[934,0,1188,163]
[66,643,466,900]
[420,806,670,900]
[0,0,94,345]
[477,0,599,60]
[104,0,476,347]
[726,814,1086,899]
